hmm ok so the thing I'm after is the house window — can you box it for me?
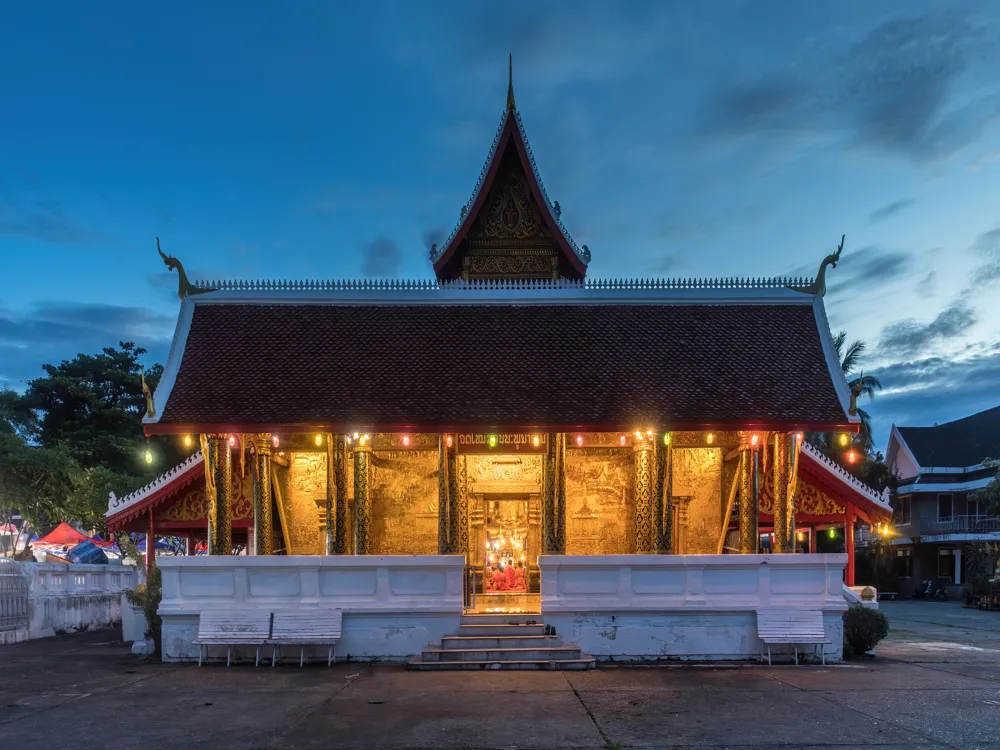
[967,497,980,518]
[895,496,911,525]
[938,549,955,581]
[895,549,912,577]
[938,493,954,521]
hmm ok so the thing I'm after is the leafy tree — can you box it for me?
[0,433,78,542]
[974,460,1000,517]
[22,341,184,475]
[0,387,37,440]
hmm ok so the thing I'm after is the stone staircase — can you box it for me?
[407,614,596,671]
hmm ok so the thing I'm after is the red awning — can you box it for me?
[35,522,92,546]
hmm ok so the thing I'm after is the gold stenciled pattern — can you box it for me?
[479,170,542,240]
[370,450,438,555]
[564,448,631,555]
[672,447,723,554]
[760,477,845,516]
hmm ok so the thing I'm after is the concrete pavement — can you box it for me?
[2,601,999,749]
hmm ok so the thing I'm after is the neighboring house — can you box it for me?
[885,404,1000,596]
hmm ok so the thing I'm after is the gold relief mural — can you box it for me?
[760,477,845,517]
[370,450,439,555]
[157,472,252,523]
[671,431,741,448]
[468,455,543,488]
[564,449,632,555]
[276,452,326,555]
[672,447,723,554]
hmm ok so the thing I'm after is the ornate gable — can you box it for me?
[431,58,589,281]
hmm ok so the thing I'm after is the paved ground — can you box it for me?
[3,601,1000,750]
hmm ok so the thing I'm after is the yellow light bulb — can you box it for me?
[183,434,192,448]
[314,434,323,446]
[839,433,849,446]
[144,449,152,464]
[706,433,714,444]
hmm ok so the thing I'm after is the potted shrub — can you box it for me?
[842,604,889,658]
[124,566,162,656]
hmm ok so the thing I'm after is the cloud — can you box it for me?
[878,299,978,358]
[916,271,936,297]
[827,246,913,292]
[0,196,116,246]
[866,344,1000,443]
[361,236,403,277]
[0,303,174,387]
[868,198,915,223]
[970,227,1000,284]
[696,10,1000,162]
[645,255,679,275]
[422,227,447,252]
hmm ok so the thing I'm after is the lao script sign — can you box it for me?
[455,433,548,454]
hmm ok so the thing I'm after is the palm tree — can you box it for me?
[832,331,881,454]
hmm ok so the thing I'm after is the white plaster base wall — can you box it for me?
[540,554,848,662]
[158,555,465,663]
[23,563,142,640]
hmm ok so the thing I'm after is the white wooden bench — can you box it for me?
[756,608,830,665]
[194,609,272,667]
[268,609,343,667]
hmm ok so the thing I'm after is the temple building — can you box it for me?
[107,62,889,665]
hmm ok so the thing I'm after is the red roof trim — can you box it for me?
[798,457,889,523]
[106,462,205,531]
[432,113,587,279]
[147,420,858,436]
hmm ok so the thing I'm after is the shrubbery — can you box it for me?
[842,604,889,657]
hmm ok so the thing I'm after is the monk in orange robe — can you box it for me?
[504,559,516,590]
[513,562,526,592]
[491,566,506,591]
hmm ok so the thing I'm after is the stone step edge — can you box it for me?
[407,656,595,669]
[424,645,582,654]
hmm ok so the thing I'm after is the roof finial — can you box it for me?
[507,52,516,111]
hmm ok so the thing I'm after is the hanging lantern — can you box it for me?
[663,432,671,446]
[847,449,857,464]
[272,434,280,448]
[839,433,849,447]
[634,430,642,440]
[402,434,410,447]
[228,435,236,447]
[795,432,803,441]
[183,434,192,448]
[445,435,453,448]
[532,435,540,447]
[706,432,714,444]
[144,448,153,464]
[488,434,498,448]
[619,434,627,447]
[314,434,323,446]
[750,433,759,447]
[576,434,584,447]
[828,528,837,539]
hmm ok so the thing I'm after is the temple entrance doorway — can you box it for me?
[465,453,543,613]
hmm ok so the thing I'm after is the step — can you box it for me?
[441,635,562,650]
[458,624,546,637]
[408,656,595,671]
[421,645,582,663]
[460,614,542,626]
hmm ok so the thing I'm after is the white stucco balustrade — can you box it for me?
[158,555,466,662]
[539,554,848,661]
[21,562,142,641]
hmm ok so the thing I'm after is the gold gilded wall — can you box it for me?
[564,448,632,555]
[672,447,723,554]
[156,471,252,523]
[370,450,438,555]
[274,452,326,555]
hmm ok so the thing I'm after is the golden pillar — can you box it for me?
[737,434,758,554]
[786,433,800,550]
[324,434,335,554]
[772,432,788,553]
[353,438,372,554]
[250,434,273,556]
[452,449,468,556]
[653,435,673,554]
[633,435,654,553]
[554,433,566,553]
[203,434,232,555]
[438,435,451,555]
[333,434,350,554]
[542,433,566,554]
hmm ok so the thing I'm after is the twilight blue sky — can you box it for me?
[2,1,999,450]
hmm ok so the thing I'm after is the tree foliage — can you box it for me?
[0,342,186,538]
